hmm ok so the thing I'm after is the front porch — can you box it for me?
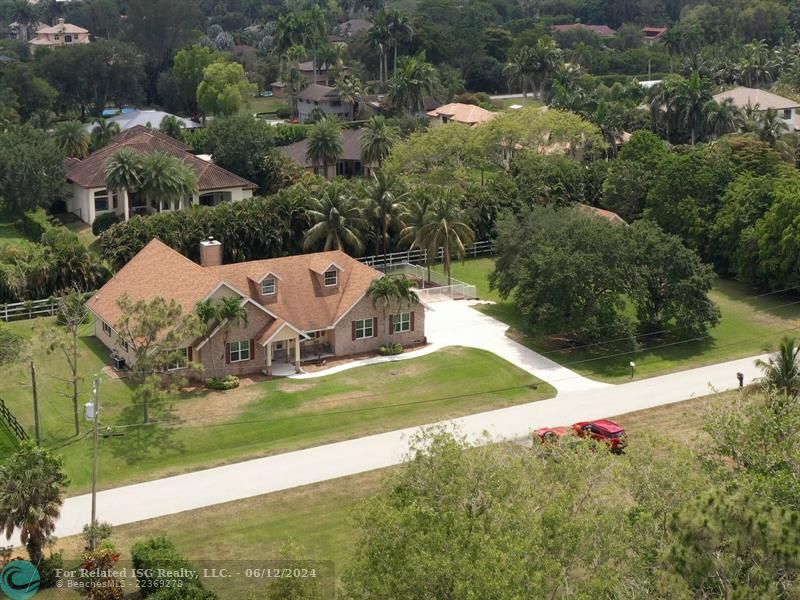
[262,329,335,376]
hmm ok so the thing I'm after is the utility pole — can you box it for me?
[30,361,40,445]
[90,375,101,551]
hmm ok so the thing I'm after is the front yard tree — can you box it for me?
[196,296,249,374]
[418,191,475,285]
[40,290,89,436]
[0,441,69,564]
[305,116,343,178]
[368,276,419,346]
[0,125,65,213]
[204,115,275,192]
[755,336,800,398]
[115,294,204,423]
[197,61,256,117]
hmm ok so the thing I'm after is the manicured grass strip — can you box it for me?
[1,321,553,492]
[444,258,800,383]
[0,419,19,459]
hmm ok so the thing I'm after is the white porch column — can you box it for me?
[294,337,301,372]
[266,343,272,376]
[122,189,130,221]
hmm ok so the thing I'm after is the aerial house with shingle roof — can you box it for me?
[88,239,426,377]
[64,126,257,225]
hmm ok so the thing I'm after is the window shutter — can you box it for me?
[352,321,356,341]
[225,343,231,364]
[389,314,394,335]
[372,317,377,337]
[187,347,193,362]
[411,312,415,332]
[250,339,255,360]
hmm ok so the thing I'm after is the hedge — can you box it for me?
[130,536,217,598]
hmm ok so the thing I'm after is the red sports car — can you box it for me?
[533,426,571,443]
[572,420,627,451]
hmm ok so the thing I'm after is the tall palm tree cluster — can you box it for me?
[302,172,474,283]
[647,72,792,148]
[504,38,562,99]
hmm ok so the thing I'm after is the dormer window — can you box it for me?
[324,270,338,286]
[261,277,276,296]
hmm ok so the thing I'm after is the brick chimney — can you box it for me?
[199,237,223,267]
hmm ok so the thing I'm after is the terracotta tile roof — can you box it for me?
[65,126,257,191]
[88,240,383,334]
[426,103,497,126]
[552,23,617,37]
[87,239,220,328]
[712,86,799,111]
[278,128,364,167]
[577,204,627,225]
[36,20,88,35]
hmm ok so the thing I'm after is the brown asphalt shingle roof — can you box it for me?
[278,128,364,167]
[65,126,257,191]
[298,84,341,103]
[88,239,383,334]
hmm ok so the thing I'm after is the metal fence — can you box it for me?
[383,263,477,302]
[0,398,28,441]
[0,297,61,322]
[359,240,494,271]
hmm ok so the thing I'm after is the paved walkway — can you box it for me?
[292,300,607,393]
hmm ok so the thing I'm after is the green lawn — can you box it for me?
[247,96,288,116]
[2,317,553,492]
[0,419,19,458]
[0,212,25,248]
[443,258,800,382]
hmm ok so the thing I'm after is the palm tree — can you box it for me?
[529,38,562,99]
[104,148,144,217]
[139,151,199,212]
[755,336,800,397]
[0,441,68,564]
[365,171,406,264]
[302,6,327,83]
[54,120,90,159]
[306,116,343,178]
[360,116,399,169]
[284,67,308,119]
[387,53,438,115]
[703,98,743,139]
[756,108,790,147]
[12,0,36,41]
[159,115,185,142]
[337,74,368,119]
[368,275,420,345]
[387,10,413,77]
[504,46,535,98]
[304,183,365,255]
[213,296,248,372]
[399,193,433,280]
[674,71,712,145]
[367,11,392,87]
[418,190,475,285]
[90,118,121,149]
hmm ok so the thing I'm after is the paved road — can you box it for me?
[51,351,764,538]
[294,300,607,393]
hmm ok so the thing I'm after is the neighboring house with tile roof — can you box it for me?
[297,84,354,123]
[64,126,257,225]
[577,204,627,225]
[552,23,617,37]
[88,238,426,377]
[712,86,800,130]
[426,103,497,127]
[277,127,369,178]
[642,26,667,45]
[29,18,89,46]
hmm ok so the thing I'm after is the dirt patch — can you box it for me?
[276,381,315,393]
[172,384,265,426]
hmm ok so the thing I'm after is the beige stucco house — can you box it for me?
[64,126,256,225]
[29,18,89,47]
[87,239,426,378]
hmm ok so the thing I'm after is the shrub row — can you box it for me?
[130,536,217,599]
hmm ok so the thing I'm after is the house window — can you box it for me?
[112,193,118,209]
[784,109,792,120]
[307,331,324,339]
[229,340,251,362]
[102,321,112,336]
[54,35,59,40]
[167,348,189,371]
[261,278,276,295]
[64,34,72,43]
[120,339,129,352]
[324,270,338,286]
[94,189,109,212]
[354,318,374,340]
[394,312,411,333]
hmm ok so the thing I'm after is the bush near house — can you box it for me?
[379,343,403,355]
[206,375,240,390]
[92,212,120,236]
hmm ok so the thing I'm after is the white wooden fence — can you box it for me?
[1,297,61,322]
[359,240,494,271]
[383,263,478,302]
